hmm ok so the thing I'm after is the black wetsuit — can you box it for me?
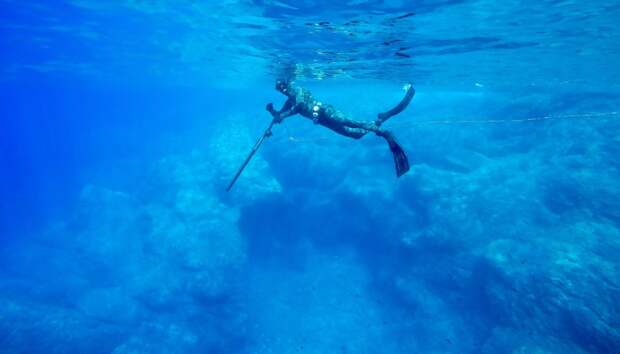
[267,80,415,177]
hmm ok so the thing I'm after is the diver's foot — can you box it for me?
[374,129,393,140]
[365,122,380,133]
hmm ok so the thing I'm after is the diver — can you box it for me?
[266,79,415,177]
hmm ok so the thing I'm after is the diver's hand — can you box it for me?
[266,104,283,123]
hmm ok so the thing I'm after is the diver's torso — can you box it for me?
[292,87,341,124]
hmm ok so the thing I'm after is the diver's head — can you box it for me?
[275,79,293,96]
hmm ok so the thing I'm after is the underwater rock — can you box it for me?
[185,269,232,302]
[0,296,126,354]
[0,240,89,309]
[480,327,588,354]
[264,139,353,190]
[390,276,475,352]
[130,195,246,313]
[143,152,223,211]
[246,252,402,353]
[7,159,250,350]
[111,305,249,354]
[482,226,620,354]
[70,185,149,279]
[111,322,200,354]
[540,168,620,227]
[129,263,186,311]
[77,287,143,325]
[348,129,620,354]
[142,203,245,273]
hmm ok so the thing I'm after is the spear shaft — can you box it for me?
[226,118,276,192]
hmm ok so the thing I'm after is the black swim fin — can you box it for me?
[377,83,415,126]
[381,131,410,177]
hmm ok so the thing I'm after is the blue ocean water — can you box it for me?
[1,1,619,353]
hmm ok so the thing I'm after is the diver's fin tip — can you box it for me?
[380,130,410,178]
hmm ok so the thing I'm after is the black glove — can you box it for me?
[266,103,283,123]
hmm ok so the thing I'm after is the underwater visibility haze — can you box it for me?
[1,0,620,353]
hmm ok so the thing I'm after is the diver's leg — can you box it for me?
[324,113,410,176]
[337,115,381,132]
[376,83,415,126]
[337,117,410,176]
[323,110,375,139]
[341,127,368,139]
[317,115,368,139]
[324,122,368,139]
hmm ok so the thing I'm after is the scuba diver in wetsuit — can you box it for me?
[266,79,415,177]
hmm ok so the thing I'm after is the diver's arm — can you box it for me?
[266,98,298,123]
[278,98,295,114]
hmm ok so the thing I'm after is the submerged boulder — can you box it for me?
[111,322,200,354]
[481,222,620,353]
[77,286,143,325]
[0,296,127,354]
